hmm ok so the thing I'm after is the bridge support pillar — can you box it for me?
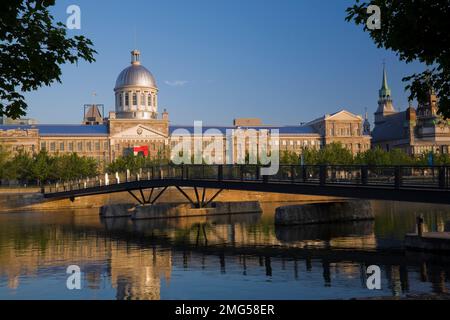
[128,187,168,205]
[175,186,223,208]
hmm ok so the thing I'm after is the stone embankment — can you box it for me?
[275,200,374,225]
[100,201,262,220]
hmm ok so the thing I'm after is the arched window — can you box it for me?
[125,93,129,106]
[132,93,137,105]
[148,94,152,106]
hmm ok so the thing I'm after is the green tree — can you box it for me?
[31,150,52,184]
[0,0,96,118]
[317,143,354,165]
[354,147,390,165]
[0,145,11,179]
[346,1,450,117]
[3,150,33,182]
[280,150,300,165]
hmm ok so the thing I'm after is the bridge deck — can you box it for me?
[42,164,450,205]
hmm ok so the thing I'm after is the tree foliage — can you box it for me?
[301,143,354,165]
[346,0,450,117]
[0,149,98,184]
[281,143,450,166]
[0,0,96,118]
[107,152,170,174]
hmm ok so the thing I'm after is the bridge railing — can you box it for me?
[43,164,450,194]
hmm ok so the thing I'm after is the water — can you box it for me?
[0,200,449,300]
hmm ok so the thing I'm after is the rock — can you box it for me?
[131,201,262,220]
[275,200,374,225]
[99,203,135,218]
[211,201,262,214]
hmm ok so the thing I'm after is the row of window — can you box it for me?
[117,92,156,108]
[328,127,361,137]
[114,143,163,152]
[41,141,109,153]
[170,139,322,148]
[413,145,449,154]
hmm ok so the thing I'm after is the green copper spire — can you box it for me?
[379,62,391,99]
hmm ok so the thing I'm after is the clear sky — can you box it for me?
[23,0,424,126]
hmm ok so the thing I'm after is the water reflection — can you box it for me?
[0,201,449,299]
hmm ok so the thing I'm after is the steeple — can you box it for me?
[363,108,371,135]
[379,62,391,99]
[374,62,396,126]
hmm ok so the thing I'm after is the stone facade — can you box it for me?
[371,67,450,155]
[0,49,371,165]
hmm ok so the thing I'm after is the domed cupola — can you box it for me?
[114,50,159,119]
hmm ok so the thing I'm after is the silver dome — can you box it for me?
[115,64,157,89]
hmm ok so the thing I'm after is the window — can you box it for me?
[69,142,73,152]
[148,94,152,106]
[133,93,137,105]
[87,142,92,152]
[96,142,100,151]
[50,142,56,151]
[153,95,156,106]
[60,142,64,151]
[41,142,46,150]
[119,93,123,107]
[141,93,145,106]
[78,142,83,151]
[104,142,109,151]
[125,93,129,106]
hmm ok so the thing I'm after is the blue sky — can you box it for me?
[23,0,424,126]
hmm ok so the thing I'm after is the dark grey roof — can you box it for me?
[169,125,318,135]
[372,111,407,143]
[0,125,109,136]
[1,124,319,137]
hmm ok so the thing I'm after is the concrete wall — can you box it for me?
[275,200,374,225]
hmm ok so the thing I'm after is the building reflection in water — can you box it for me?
[0,201,449,299]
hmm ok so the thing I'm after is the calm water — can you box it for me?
[0,200,449,300]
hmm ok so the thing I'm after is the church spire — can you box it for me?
[374,62,396,126]
[379,61,391,99]
[363,107,371,135]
